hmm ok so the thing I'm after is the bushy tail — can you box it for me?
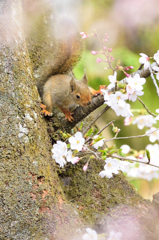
[50,17,83,75]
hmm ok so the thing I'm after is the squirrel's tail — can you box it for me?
[50,17,83,75]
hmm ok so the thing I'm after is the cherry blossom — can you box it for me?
[126,73,146,102]
[139,53,150,70]
[146,143,159,166]
[107,71,117,90]
[52,141,67,167]
[133,115,156,129]
[155,109,159,120]
[124,117,132,126]
[66,150,79,164]
[69,132,85,151]
[153,50,159,64]
[103,91,132,117]
[152,65,159,80]
[101,89,110,102]
[145,127,159,142]
[82,228,98,240]
[120,144,130,154]
[99,157,120,178]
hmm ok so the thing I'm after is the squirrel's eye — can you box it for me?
[76,94,80,99]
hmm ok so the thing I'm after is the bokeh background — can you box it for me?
[72,0,159,200]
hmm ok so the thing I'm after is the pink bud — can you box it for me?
[108,48,112,52]
[138,154,144,159]
[83,163,88,171]
[91,51,98,55]
[104,38,108,42]
[124,72,131,78]
[129,66,134,69]
[73,158,80,164]
[96,58,103,63]
[124,67,129,71]
[124,117,132,126]
[103,46,107,50]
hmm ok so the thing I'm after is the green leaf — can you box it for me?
[146,149,151,163]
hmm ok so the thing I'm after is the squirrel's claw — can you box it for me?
[40,103,53,116]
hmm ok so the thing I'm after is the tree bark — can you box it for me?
[1,1,159,240]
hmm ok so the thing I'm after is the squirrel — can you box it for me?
[40,18,92,122]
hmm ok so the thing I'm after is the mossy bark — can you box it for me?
[1,1,159,240]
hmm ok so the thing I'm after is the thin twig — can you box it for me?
[149,66,159,97]
[111,155,159,169]
[104,128,159,143]
[137,97,157,117]
[83,105,110,135]
[84,145,100,159]
[96,120,115,135]
[85,120,114,144]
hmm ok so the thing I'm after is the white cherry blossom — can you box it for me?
[69,131,85,151]
[146,127,159,142]
[99,157,120,178]
[154,50,159,64]
[139,53,150,70]
[107,71,117,90]
[66,150,79,164]
[152,65,159,80]
[126,74,146,101]
[120,144,130,154]
[133,115,156,129]
[52,141,67,167]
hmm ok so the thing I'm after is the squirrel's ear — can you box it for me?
[69,70,75,78]
[70,77,77,92]
[81,70,88,84]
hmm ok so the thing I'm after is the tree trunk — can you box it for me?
[1,1,159,240]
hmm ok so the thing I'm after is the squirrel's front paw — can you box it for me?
[40,103,53,116]
[65,113,74,122]
[59,107,74,122]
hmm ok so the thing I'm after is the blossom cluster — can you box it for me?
[52,132,105,169]
[52,132,84,167]
[101,71,147,118]
[119,144,159,181]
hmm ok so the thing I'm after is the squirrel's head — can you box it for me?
[70,72,91,107]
